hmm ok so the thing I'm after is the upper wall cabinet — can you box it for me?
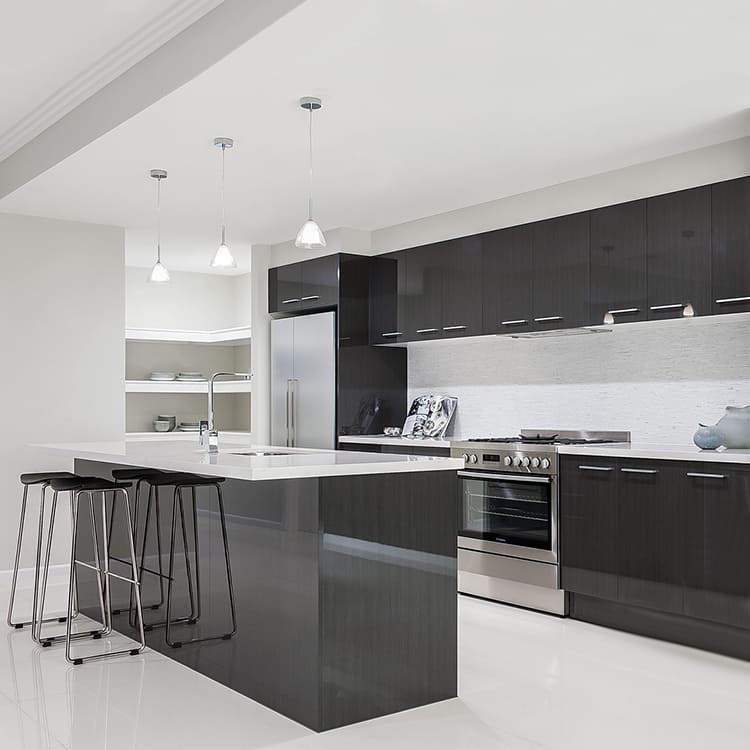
[401,238,482,341]
[369,252,407,344]
[482,224,533,335]
[646,186,711,319]
[268,254,339,314]
[532,213,590,330]
[589,200,647,326]
[711,177,750,315]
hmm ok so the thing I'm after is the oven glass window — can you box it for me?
[460,475,552,550]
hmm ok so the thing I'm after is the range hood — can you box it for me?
[505,327,612,340]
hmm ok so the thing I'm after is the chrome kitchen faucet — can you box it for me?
[201,372,252,453]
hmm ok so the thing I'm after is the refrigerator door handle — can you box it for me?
[285,379,293,447]
[288,378,299,447]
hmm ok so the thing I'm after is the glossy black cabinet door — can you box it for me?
[482,224,533,335]
[300,254,339,310]
[369,252,406,344]
[441,235,482,338]
[532,213,589,329]
[560,456,618,599]
[646,186,710,319]
[711,177,750,315]
[617,460,683,614]
[589,200,647,326]
[683,465,750,629]
[268,262,302,313]
[402,243,443,341]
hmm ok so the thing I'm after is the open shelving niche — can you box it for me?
[125,327,251,436]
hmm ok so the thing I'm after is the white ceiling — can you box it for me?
[2,0,750,273]
[0,0,223,161]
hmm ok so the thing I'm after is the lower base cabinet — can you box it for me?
[560,457,750,632]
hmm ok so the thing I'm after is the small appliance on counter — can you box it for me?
[451,429,630,615]
[402,394,457,439]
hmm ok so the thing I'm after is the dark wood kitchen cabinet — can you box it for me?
[401,238,482,341]
[482,224,534,334]
[532,213,590,329]
[683,465,750,630]
[711,177,750,315]
[646,186,711,319]
[440,235,482,338]
[268,255,339,313]
[560,457,618,600]
[616,459,684,614]
[588,200,647,326]
[402,243,444,341]
[369,252,406,344]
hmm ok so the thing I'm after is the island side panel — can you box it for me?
[74,459,322,730]
[317,469,458,731]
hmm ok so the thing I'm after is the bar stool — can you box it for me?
[39,476,146,665]
[7,471,76,630]
[140,472,237,648]
[108,467,168,618]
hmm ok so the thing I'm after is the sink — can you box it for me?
[229,451,292,457]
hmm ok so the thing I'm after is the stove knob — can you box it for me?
[540,458,551,469]
[512,456,522,467]
[462,453,469,462]
[521,456,531,467]
[469,454,478,464]
[503,456,513,467]
[531,457,541,468]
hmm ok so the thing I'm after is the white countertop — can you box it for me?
[338,435,453,448]
[557,443,750,464]
[34,440,463,481]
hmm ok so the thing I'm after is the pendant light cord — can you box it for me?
[156,175,162,263]
[221,144,227,242]
[308,104,314,220]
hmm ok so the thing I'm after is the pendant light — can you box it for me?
[210,137,237,269]
[148,169,169,283]
[295,96,326,249]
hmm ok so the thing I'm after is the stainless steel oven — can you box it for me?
[458,470,557,564]
[451,431,629,616]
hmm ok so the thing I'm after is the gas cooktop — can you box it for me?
[463,434,620,446]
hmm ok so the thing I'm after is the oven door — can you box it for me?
[457,470,558,564]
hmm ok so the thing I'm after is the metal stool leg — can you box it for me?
[37,490,107,647]
[66,488,146,665]
[166,483,236,648]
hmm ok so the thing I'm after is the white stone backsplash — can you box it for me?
[407,313,750,444]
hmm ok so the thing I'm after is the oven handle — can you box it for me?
[458,471,552,484]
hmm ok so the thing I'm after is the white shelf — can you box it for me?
[125,326,251,345]
[127,431,251,441]
[125,380,251,394]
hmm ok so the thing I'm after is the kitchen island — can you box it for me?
[37,440,462,732]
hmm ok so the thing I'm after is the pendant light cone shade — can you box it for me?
[295,96,327,249]
[149,260,170,282]
[211,137,237,269]
[148,169,169,283]
[296,219,327,249]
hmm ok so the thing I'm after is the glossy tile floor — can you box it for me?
[3,575,750,749]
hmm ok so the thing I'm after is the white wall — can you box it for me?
[0,212,125,569]
[125,266,251,330]
[407,314,750,444]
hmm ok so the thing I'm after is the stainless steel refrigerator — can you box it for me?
[271,311,336,449]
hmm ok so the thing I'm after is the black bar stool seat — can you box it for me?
[111,468,165,482]
[48,476,132,492]
[147,473,226,487]
[20,471,75,486]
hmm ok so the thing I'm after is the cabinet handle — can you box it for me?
[281,298,300,304]
[301,295,320,301]
[686,472,726,479]
[381,332,403,338]
[500,319,529,326]
[534,316,564,322]
[442,325,467,331]
[607,308,640,315]
[715,296,750,304]
[578,465,614,472]
[416,328,439,334]
[620,467,659,474]
[649,303,683,311]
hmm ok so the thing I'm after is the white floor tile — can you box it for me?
[2,577,750,750]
